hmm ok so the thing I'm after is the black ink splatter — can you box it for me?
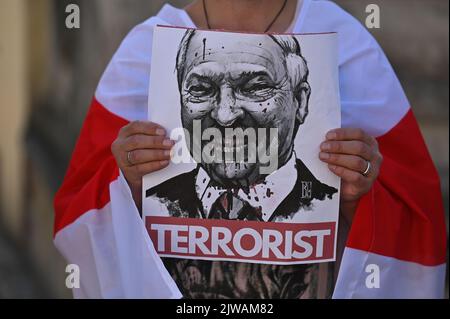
[202,38,206,60]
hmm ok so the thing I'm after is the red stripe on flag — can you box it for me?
[347,109,447,266]
[53,98,129,236]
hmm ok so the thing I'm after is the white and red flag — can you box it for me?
[54,1,447,298]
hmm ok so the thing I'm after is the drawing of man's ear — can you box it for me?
[294,81,311,125]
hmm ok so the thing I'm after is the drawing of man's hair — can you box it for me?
[176,29,196,90]
[269,35,309,93]
[175,29,310,94]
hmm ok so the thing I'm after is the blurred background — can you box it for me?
[0,0,448,298]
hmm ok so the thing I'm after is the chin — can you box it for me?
[206,163,259,188]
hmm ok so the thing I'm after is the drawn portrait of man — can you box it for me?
[143,29,338,299]
[146,29,337,222]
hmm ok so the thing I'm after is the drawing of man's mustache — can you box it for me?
[178,113,279,175]
[194,117,277,162]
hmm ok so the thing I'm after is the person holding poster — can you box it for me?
[143,26,341,298]
[54,0,447,299]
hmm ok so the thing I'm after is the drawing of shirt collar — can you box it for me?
[195,155,298,222]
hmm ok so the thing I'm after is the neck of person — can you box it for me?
[185,0,298,33]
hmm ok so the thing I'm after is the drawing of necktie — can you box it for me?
[208,190,262,221]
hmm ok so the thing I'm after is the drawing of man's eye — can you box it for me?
[239,76,275,98]
[187,81,216,98]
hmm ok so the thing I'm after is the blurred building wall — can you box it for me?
[0,0,447,298]
[0,0,27,239]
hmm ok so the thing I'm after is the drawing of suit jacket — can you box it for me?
[145,158,338,298]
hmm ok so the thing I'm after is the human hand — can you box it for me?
[319,128,383,204]
[111,120,174,189]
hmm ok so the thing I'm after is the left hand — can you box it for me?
[319,128,383,205]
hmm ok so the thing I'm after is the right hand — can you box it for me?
[111,120,174,190]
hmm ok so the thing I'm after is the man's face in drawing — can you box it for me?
[178,32,308,188]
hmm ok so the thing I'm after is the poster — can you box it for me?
[143,26,341,267]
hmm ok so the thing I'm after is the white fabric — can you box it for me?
[54,173,182,298]
[333,247,446,299]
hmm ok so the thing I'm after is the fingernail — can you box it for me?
[326,132,337,140]
[328,164,337,170]
[319,152,330,160]
[160,160,169,166]
[163,139,174,146]
[163,150,171,157]
[156,128,166,136]
[321,142,331,151]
